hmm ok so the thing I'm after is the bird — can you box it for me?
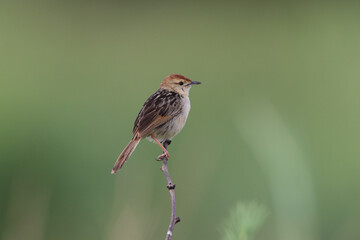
[111,74,201,174]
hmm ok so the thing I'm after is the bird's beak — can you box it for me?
[188,81,201,86]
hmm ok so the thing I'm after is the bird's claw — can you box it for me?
[157,152,169,161]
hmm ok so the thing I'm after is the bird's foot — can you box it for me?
[157,152,170,161]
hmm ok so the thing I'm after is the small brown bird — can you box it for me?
[111,74,201,174]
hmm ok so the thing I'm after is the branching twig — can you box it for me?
[160,140,180,240]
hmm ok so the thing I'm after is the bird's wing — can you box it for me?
[133,89,183,137]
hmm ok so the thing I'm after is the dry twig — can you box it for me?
[160,140,180,240]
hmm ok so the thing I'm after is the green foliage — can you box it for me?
[222,203,268,240]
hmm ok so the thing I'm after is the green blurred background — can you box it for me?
[1,1,360,239]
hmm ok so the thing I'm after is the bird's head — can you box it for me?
[160,74,201,96]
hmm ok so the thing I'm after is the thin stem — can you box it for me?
[160,140,180,240]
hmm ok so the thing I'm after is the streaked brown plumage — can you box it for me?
[111,74,201,174]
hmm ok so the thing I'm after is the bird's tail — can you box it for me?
[111,136,141,174]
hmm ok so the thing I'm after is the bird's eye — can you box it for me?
[179,82,184,85]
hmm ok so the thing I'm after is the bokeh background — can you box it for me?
[1,1,360,239]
